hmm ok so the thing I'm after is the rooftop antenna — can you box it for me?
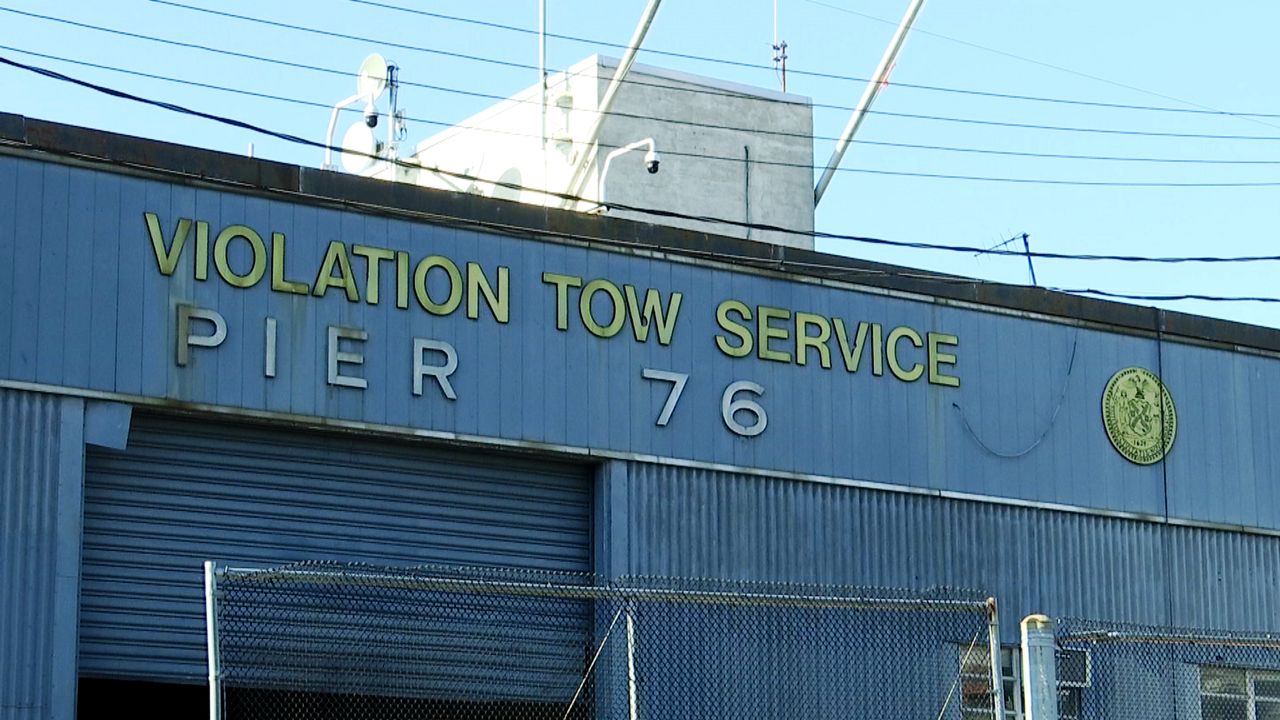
[324,53,390,171]
[975,232,1037,286]
[772,0,788,92]
[1021,233,1038,286]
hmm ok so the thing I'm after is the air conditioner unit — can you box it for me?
[1057,648,1092,687]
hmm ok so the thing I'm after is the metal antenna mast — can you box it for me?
[772,0,788,92]
[814,0,927,206]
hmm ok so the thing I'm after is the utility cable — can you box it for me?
[953,335,1079,458]
[802,0,1280,134]
[10,51,1280,303]
[16,41,1280,178]
[12,5,1280,148]
[149,0,1280,122]
[352,0,1280,122]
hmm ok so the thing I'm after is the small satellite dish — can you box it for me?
[493,167,523,202]
[356,54,389,101]
[340,122,382,174]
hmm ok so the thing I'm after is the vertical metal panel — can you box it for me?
[0,388,84,720]
[622,462,1182,642]
[80,413,592,683]
[0,155,16,381]
[1161,342,1280,529]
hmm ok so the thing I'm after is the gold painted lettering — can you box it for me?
[145,212,190,276]
[928,332,960,387]
[580,279,626,338]
[395,251,410,309]
[886,326,925,382]
[467,263,510,323]
[870,323,884,376]
[757,306,791,363]
[312,240,360,302]
[625,286,682,345]
[271,232,309,294]
[795,312,832,368]
[213,224,267,289]
[714,300,753,358]
[352,244,394,305]
[832,319,869,372]
[195,221,209,281]
[413,255,463,315]
[542,272,583,330]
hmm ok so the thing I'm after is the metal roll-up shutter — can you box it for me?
[80,413,592,684]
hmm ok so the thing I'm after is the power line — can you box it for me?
[140,0,1280,140]
[126,3,1280,141]
[12,44,1280,187]
[350,0,1280,122]
[1049,289,1280,304]
[8,52,1280,264]
[5,53,1280,306]
[13,5,1280,148]
[800,0,1280,133]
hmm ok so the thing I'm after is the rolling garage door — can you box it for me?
[80,413,593,683]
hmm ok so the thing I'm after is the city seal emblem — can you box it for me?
[1101,367,1176,465]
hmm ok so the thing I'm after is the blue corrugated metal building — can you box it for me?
[3,113,1280,719]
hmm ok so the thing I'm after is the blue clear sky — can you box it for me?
[4,1,1278,328]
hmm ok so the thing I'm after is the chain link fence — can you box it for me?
[1055,617,1280,720]
[204,561,1001,720]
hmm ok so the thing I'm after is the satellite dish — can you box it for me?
[356,54,389,101]
[340,122,382,174]
[493,167,523,202]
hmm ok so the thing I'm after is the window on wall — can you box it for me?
[958,646,1024,720]
[1201,667,1280,719]
[958,646,1088,720]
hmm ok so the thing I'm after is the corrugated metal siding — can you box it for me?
[0,388,84,720]
[622,462,1280,641]
[80,413,592,683]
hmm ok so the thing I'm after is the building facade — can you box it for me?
[4,113,1280,719]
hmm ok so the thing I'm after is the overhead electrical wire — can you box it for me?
[140,0,1280,124]
[347,0,1280,122]
[800,0,1280,134]
[1048,289,1280,304]
[14,42,1280,175]
[3,54,1280,305]
[10,44,1280,187]
[7,4,1280,153]
[6,53,1280,266]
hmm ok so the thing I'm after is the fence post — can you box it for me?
[625,600,639,720]
[622,597,637,717]
[1021,614,1057,720]
[204,560,222,720]
[987,598,1006,719]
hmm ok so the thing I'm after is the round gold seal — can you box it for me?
[1101,367,1176,465]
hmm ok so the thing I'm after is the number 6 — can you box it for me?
[722,381,767,437]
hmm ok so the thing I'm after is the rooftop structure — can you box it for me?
[397,55,815,249]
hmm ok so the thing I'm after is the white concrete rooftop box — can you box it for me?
[409,55,815,249]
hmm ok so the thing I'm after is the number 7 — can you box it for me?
[642,368,689,427]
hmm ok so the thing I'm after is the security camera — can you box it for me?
[363,102,379,128]
[644,149,660,174]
